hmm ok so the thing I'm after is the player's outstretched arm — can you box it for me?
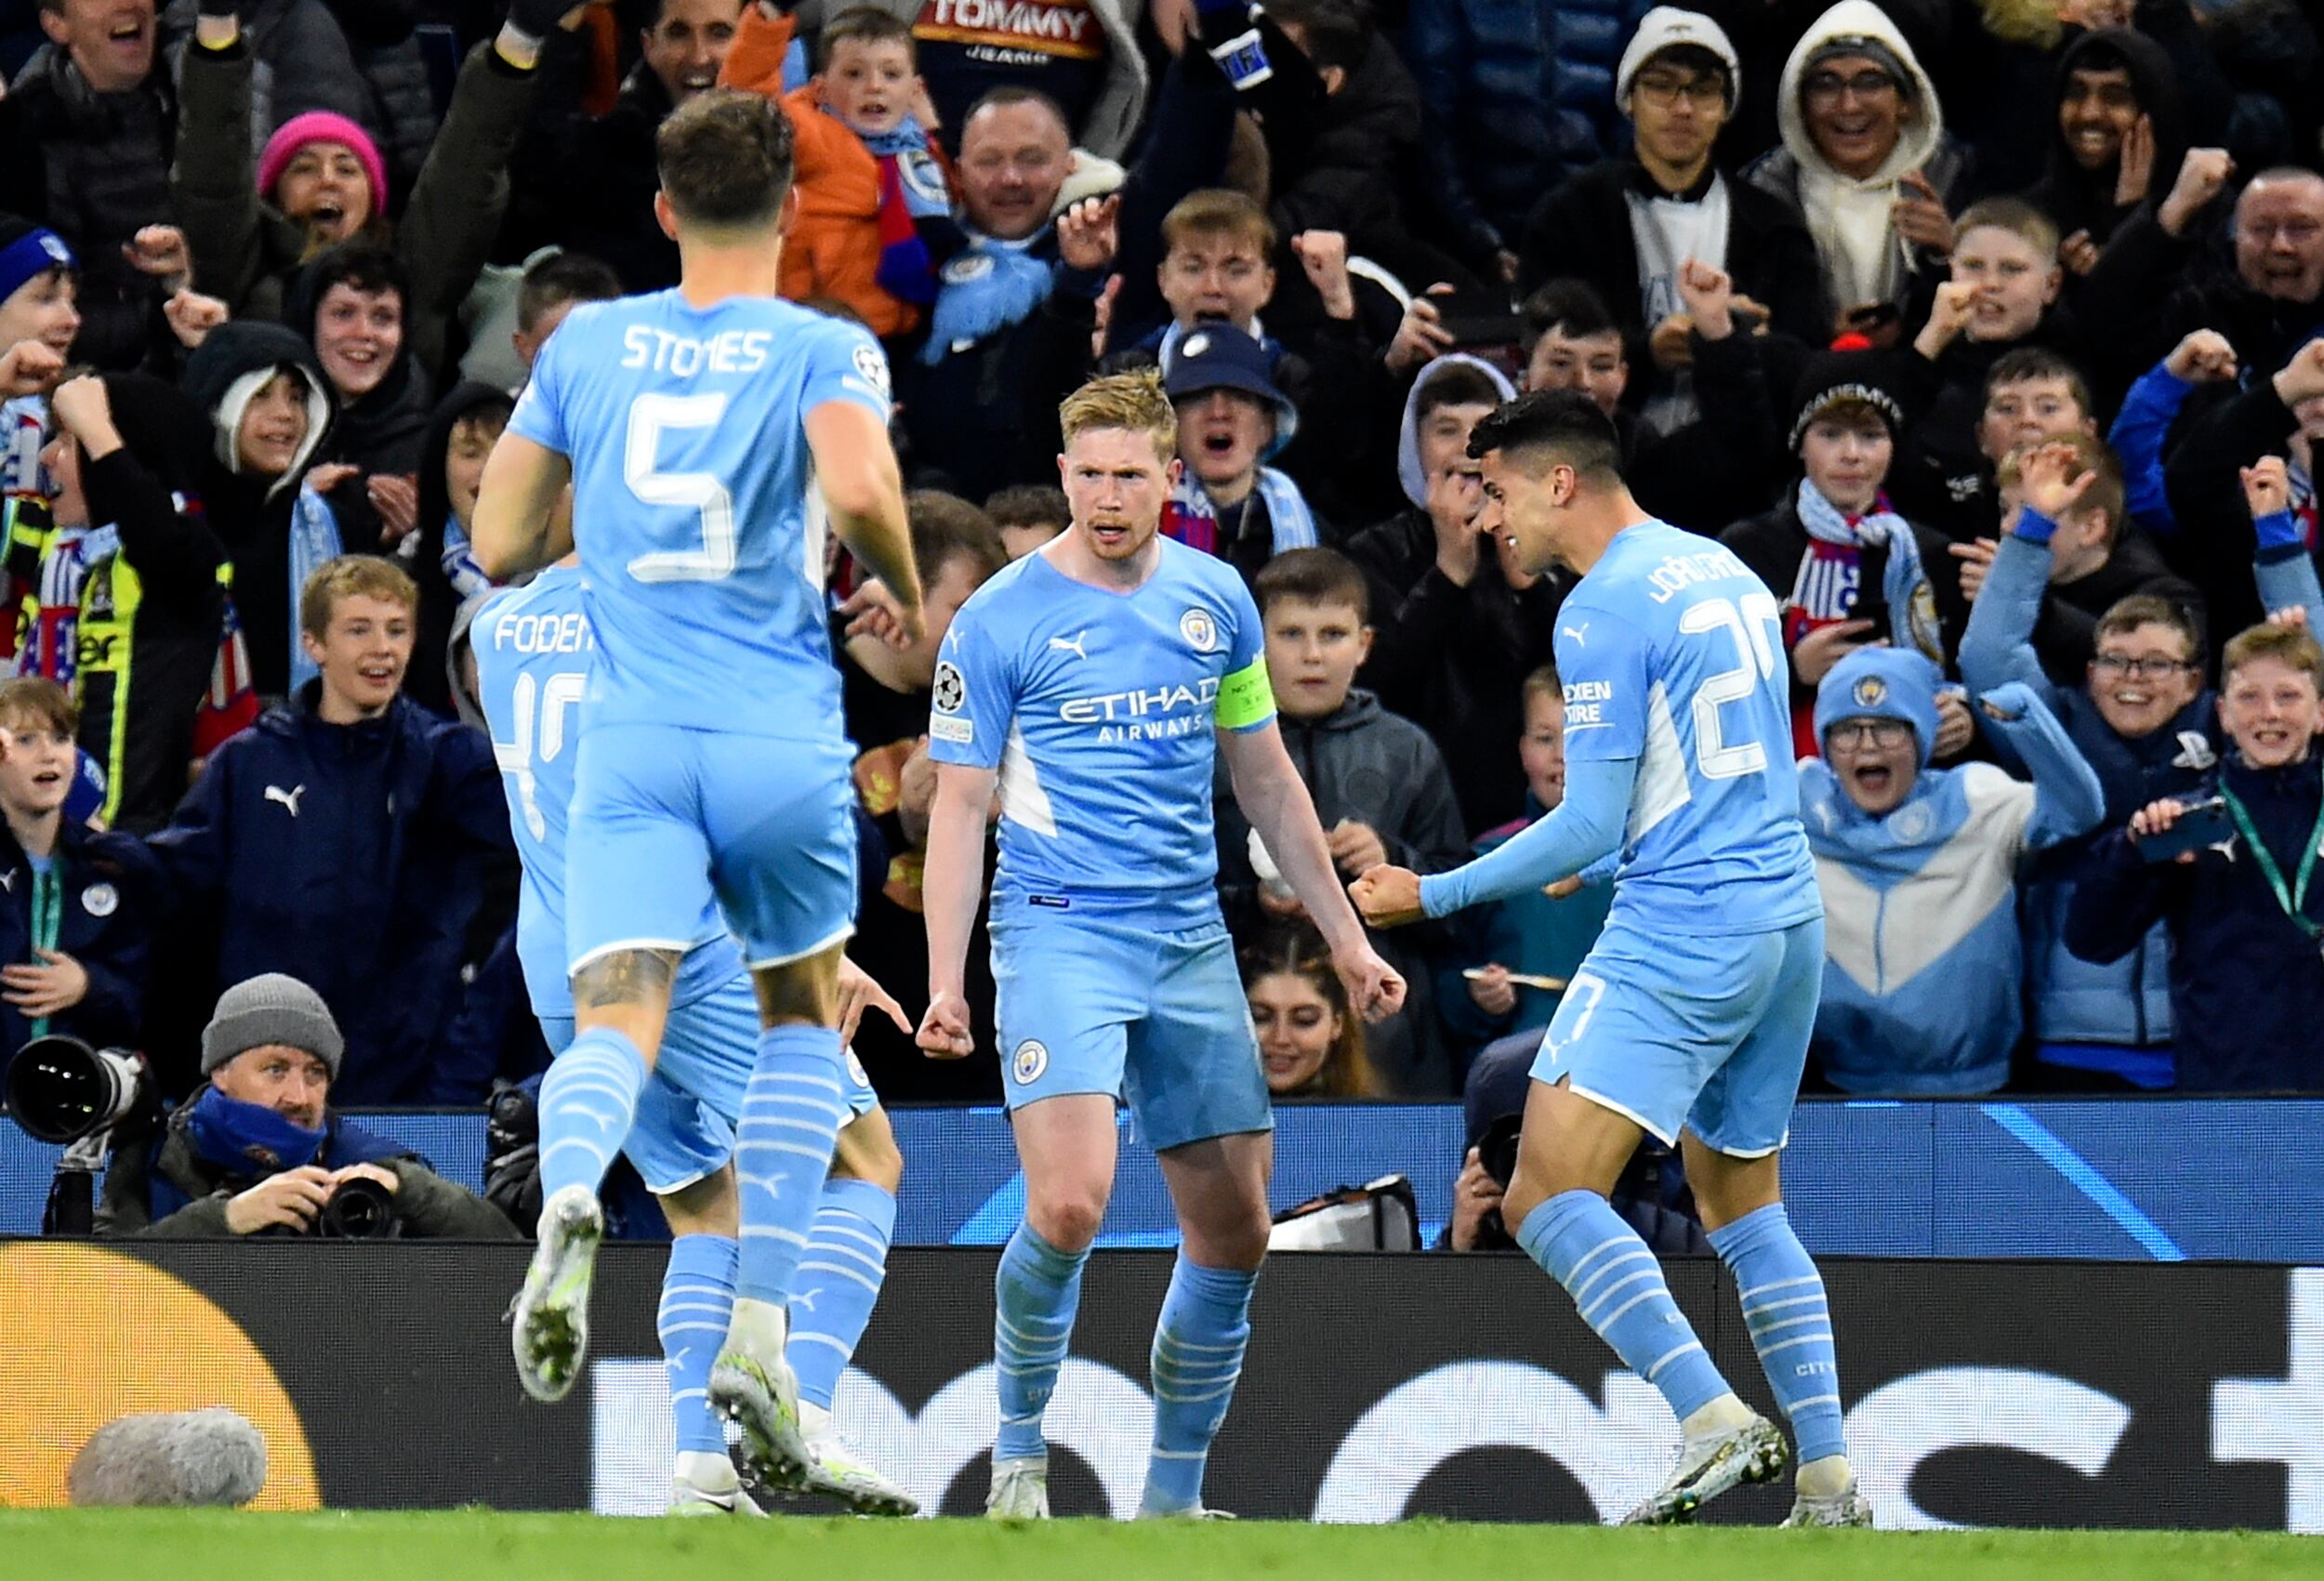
[917,761,997,1059]
[806,402,924,640]
[471,431,574,583]
[1406,756,1638,919]
[1219,723,1407,1023]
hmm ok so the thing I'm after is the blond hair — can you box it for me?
[1955,197,2063,268]
[299,555,419,639]
[1059,370,1178,467]
[2223,622,2324,691]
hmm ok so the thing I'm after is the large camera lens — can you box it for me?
[5,1037,139,1144]
[317,1175,398,1240]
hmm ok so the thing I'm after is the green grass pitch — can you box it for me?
[6,1511,2321,1581]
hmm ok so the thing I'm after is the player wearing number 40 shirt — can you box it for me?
[915,372,1405,1521]
[474,564,919,1517]
[1353,391,1872,1531]
[468,88,926,1501]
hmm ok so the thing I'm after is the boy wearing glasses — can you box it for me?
[1961,441,2221,1088]
[1801,647,2103,1094]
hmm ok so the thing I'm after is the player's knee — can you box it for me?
[831,1121,904,1193]
[1501,1171,1591,1236]
[1026,1189,1107,1255]
[1197,1209,1273,1272]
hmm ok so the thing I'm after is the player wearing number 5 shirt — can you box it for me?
[469,88,924,1495]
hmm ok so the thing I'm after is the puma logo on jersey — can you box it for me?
[265,784,306,817]
[1562,623,1589,647]
[1049,630,1089,660]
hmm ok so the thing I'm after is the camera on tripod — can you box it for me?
[5,1034,152,1234]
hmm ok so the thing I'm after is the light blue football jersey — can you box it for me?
[507,291,893,741]
[927,538,1274,930]
[472,567,744,1019]
[1554,520,1821,935]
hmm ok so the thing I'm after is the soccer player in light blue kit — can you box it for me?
[914,371,1405,1520]
[473,562,918,1516]
[1353,391,1872,1528]
[469,86,924,1493]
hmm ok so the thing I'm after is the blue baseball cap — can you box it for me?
[1162,323,1300,454]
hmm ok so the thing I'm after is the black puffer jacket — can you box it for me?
[0,48,176,371]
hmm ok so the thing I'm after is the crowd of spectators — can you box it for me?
[1,0,2322,1140]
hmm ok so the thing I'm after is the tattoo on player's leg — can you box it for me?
[574,949,677,1010]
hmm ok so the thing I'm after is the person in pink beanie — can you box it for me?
[255,112,392,256]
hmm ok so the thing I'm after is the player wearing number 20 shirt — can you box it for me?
[1419,478,1822,1155]
[506,293,893,972]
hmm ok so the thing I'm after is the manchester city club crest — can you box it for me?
[1181,608,1219,652]
[1011,1040,1049,1085]
[80,883,118,918]
[933,660,967,714]
[1852,674,1887,709]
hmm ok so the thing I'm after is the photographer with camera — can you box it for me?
[95,974,516,1238]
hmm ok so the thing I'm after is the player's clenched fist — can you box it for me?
[1348,863,1423,929]
[917,988,974,1059]
[1332,943,1406,1025]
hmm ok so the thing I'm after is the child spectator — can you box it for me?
[510,251,624,377]
[1803,648,2104,1094]
[0,218,78,499]
[1722,351,1963,756]
[289,244,430,547]
[180,322,338,701]
[1242,919,1380,1100]
[1895,203,2083,526]
[1213,547,1468,1095]
[0,677,158,1058]
[2068,621,2324,1092]
[983,483,1069,560]
[1956,434,2196,684]
[720,4,957,338]
[1521,280,1629,418]
[407,383,516,718]
[149,556,512,1104]
[1345,353,1551,834]
[21,374,236,833]
[2108,328,2236,537]
[1160,324,1323,584]
[1437,665,1613,1060]
[1961,441,2224,1089]
[1902,344,2095,545]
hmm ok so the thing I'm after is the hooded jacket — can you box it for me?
[1212,687,1471,1095]
[1802,649,2106,1094]
[1742,0,1964,319]
[10,373,233,831]
[285,247,434,491]
[1350,353,1558,834]
[147,682,514,1105]
[182,322,337,699]
[2022,29,2187,249]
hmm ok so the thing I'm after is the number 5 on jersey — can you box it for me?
[1680,592,1784,781]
